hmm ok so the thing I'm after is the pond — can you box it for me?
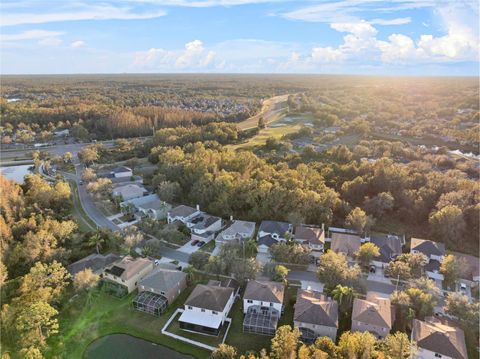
[0,164,33,183]
[84,334,195,359]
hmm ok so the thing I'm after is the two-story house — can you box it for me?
[351,293,393,339]
[167,205,201,225]
[331,232,362,260]
[243,280,285,335]
[256,221,292,254]
[178,283,235,336]
[103,256,154,296]
[110,166,133,178]
[370,235,403,274]
[410,238,445,284]
[215,219,256,247]
[67,252,121,278]
[412,317,467,359]
[294,225,325,254]
[294,289,338,342]
[190,214,222,241]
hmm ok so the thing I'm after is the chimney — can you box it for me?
[196,204,200,211]
[230,215,233,221]
[321,223,325,232]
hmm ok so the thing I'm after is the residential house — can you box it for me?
[410,238,445,283]
[331,232,361,259]
[167,205,201,225]
[370,235,403,273]
[412,317,467,359]
[110,166,133,178]
[190,214,222,241]
[138,268,187,304]
[451,252,480,296]
[178,284,235,336]
[257,220,292,254]
[53,129,69,137]
[121,194,171,220]
[112,183,148,201]
[103,256,154,295]
[294,225,325,254]
[243,280,285,335]
[67,253,121,277]
[215,220,256,247]
[294,289,338,342]
[351,293,393,339]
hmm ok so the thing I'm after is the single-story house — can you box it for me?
[103,256,154,295]
[294,225,325,253]
[412,317,467,359]
[331,232,361,259]
[215,220,256,246]
[257,220,292,254]
[110,166,133,178]
[294,289,338,342]
[133,268,187,316]
[410,238,445,283]
[178,284,235,336]
[167,205,201,225]
[351,293,393,339]
[112,183,148,201]
[121,194,171,220]
[243,280,285,336]
[67,253,121,277]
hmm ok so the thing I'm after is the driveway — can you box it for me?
[367,280,397,298]
[178,238,208,254]
[288,270,318,282]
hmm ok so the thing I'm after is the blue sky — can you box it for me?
[1,0,478,75]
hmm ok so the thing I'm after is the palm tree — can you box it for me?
[183,266,195,284]
[86,230,106,254]
[332,284,355,312]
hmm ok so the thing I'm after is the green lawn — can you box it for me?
[200,241,216,253]
[68,180,97,233]
[46,287,210,359]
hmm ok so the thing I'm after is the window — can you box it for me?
[269,303,273,307]
[188,306,193,310]
[213,311,218,315]
[435,354,442,358]
[247,300,253,303]
[201,309,205,312]
[160,291,165,295]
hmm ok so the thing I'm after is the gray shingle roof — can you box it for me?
[258,220,291,236]
[169,205,198,218]
[294,225,324,245]
[371,236,402,263]
[294,289,338,328]
[258,234,278,248]
[140,268,186,293]
[411,238,445,257]
[244,280,285,304]
[192,214,221,230]
[352,295,392,329]
[185,284,234,312]
[67,253,121,276]
[412,318,467,359]
[112,166,132,173]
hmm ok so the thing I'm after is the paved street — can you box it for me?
[288,270,318,282]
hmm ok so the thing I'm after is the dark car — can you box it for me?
[79,180,84,185]
[191,240,199,246]
[197,241,206,247]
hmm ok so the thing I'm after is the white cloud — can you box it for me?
[70,40,86,48]
[175,40,215,68]
[1,4,166,26]
[1,29,63,42]
[37,37,62,47]
[370,17,411,26]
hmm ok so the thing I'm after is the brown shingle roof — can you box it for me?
[331,233,361,257]
[244,280,285,304]
[412,318,467,359]
[352,295,392,329]
[106,256,152,281]
[185,284,234,312]
[295,225,325,245]
[410,238,445,257]
[294,289,338,328]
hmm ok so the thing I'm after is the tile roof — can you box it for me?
[352,294,393,329]
[244,280,285,304]
[411,238,445,257]
[331,233,361,257]
[294,289,338,328]
[412,317,467,359]
[185,284,234,312]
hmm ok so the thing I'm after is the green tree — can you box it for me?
[355,242,380,270]
[78,146,99,165]
[313,337,338,359]
[337,331,378,359]
[382,332,411,359]
[211,344,237,359]
[317,250,361,292]
[440,254,465,289]
[345,207,374,234]
[270,325,300,359]
[73,268,100,292]
[81,168,97,183]
[272,265,289,284]
[331,284,355,313]
[189,251,210,271]
[385,260,412,282]
[429,205,465,245]
[62,152,73,163]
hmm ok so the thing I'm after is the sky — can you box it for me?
[0,0,479,75]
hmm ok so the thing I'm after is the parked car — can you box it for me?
[191,240,199,246]
[79,180,84,185]
[197,241,206,247]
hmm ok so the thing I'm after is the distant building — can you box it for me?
[54,129,69,137]
[121,193,171,220]
[412,317,467,359]
[112,183,148,201]
[110,166,133,178]
[294,289,338,342]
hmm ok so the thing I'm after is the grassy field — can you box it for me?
[46,287,210,359]
[236,94,290,131]
[68,180,97,233]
